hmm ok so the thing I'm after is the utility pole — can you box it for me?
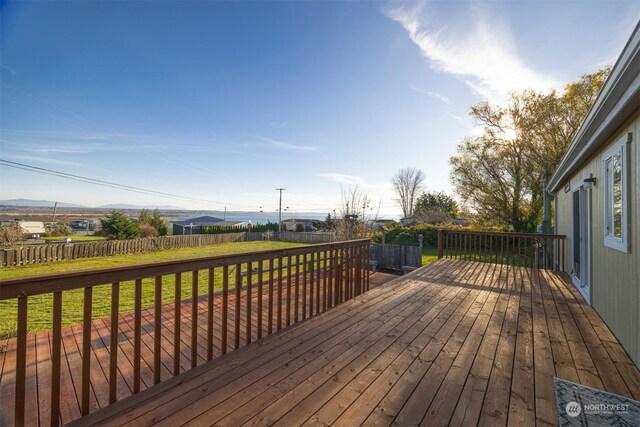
[52,201,58,222]
[276,188,286,232]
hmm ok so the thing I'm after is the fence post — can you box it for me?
[437,229,444,259]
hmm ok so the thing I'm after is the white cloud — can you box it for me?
[2,154,91,168]
[0,64,17,76]
[260,136,318,152]
[385,4,561,104]
[317,173,366,186]
[409,84,450,104]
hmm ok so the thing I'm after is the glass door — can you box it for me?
[572,185,591,303]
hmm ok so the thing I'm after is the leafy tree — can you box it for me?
[149,209,168,236]
[295,223,305,232]
[100,211,140,240]
[450,69,608,232]
[0,223,25,247]
[138,208,168,236]
[48,223,73,237]
[414,191,459,225]
[391,168,425,219]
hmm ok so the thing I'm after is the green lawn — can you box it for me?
[0,241,303,338]
[422,246,439,266]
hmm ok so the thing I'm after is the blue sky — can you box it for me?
[1,1,638,217]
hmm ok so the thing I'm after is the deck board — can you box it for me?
[3,261,640,426]
[0,271,399,426]
[68,259,640,427]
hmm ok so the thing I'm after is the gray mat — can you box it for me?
[554,377,640,426]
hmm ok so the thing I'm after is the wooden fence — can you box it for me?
[0,232,336,267]
[369,244,422,271]
[437,229,566,271]
[0,239,370,426]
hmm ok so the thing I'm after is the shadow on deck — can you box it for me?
[62,259,640,426]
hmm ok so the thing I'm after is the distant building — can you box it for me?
[451,218,469,227]
[16,221,46,238]
[171,216,243,235]
[399,217,416,226]
[282,218,317,232]
[370,219,398,231]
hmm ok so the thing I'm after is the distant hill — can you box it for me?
[98,204,184,210]
[0,199,83,208]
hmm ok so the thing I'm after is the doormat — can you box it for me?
[554,377,640,426]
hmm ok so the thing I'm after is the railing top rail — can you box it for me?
[0,239,370,300]
[439,229,566,239]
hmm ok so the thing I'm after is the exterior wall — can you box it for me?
[555,111,639,366]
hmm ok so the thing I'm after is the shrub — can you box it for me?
[100,211,140,240]
[0,223,25,247]
[139,223,159,238]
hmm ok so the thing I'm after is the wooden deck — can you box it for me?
[0,271,397,426]
[62,259,640,426]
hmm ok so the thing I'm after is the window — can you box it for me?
[603,135,630,252]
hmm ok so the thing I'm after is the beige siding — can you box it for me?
[555,111,639,366]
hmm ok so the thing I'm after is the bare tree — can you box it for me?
[333,185,379,240]
[0,223,25,247]
[391,167,425,219]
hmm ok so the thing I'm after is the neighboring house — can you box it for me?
[399,217,416,226]
[451,218,469,227]
[171,216,243,235]
[370,219,398,231]
[17,221,46,238]
[282,218,317,231]
[547,22,640,366]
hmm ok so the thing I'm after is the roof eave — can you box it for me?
[548,21,640,193]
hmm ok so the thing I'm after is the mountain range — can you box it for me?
[0,199,183,210]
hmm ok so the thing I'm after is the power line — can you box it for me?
[0,159,249,208]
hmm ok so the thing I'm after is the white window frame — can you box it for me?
[602,135,630,253]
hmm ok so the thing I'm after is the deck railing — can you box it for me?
[0,239,370,426]
[437,230,565,271]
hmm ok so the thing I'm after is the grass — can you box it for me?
[422,246,439,266]
[43,235,106,242]
[0,241,303,338]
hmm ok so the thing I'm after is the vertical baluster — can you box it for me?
[318,250,328,311]
[51,291,62,426]
[302,253,307,319]
[366,245,370,292]
[153,276,162,385]
[268,259,274,334]
[294,255,300,323]
[174,273,181,375]
[277,257,283,330]
[257,261,263,339]
[207,268,214,361]
[109,282,120,404]
[133,279,142,393]
[246,262,252,344]
[315,251,321,313]
[191,270,198,368]
[286,255,292,326]
[82,287,92,414]
[309,252,315,316]
[15,295,28,425]
[234,264,241,349]
[221,266,229,354]
[324,249,335,310]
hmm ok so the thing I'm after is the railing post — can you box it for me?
[437,229,444,259]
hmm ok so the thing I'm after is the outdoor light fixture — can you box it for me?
[583,174,597,187]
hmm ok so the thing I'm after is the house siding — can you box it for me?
[555,111,639,366]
